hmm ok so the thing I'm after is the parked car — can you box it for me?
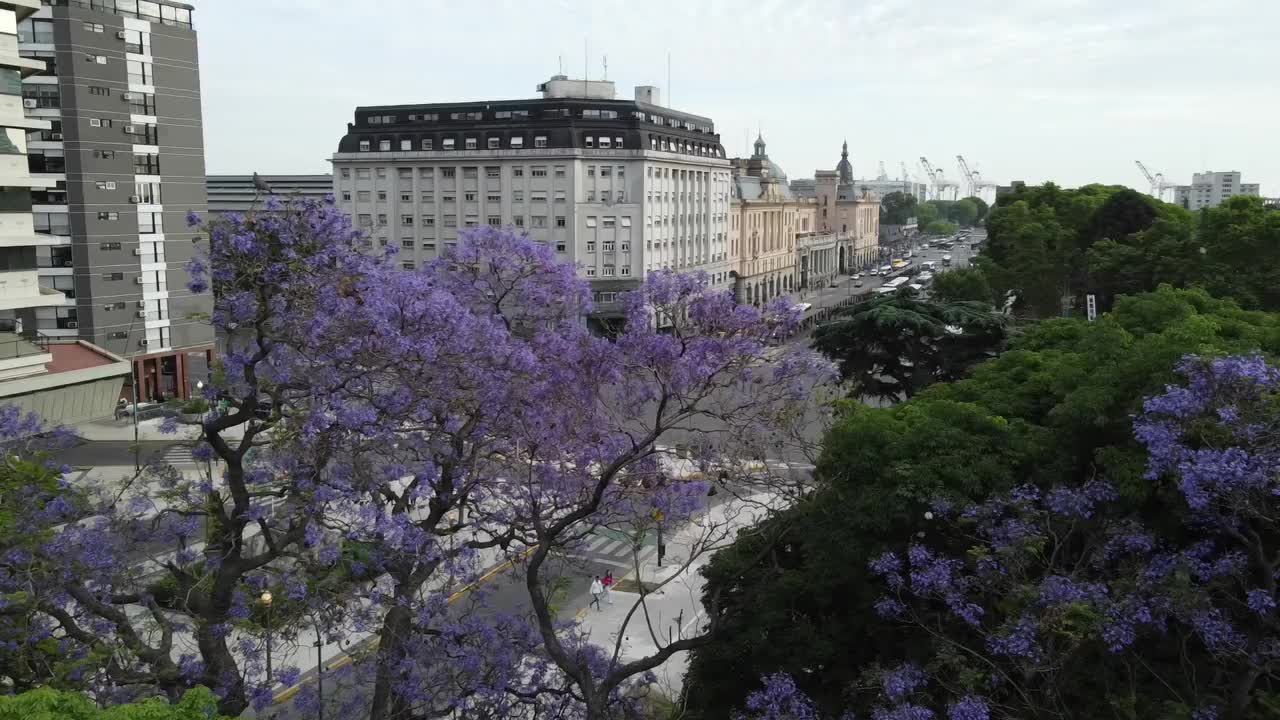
[921,242,930,249]
[854,280,864,287]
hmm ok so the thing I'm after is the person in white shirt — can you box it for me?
[589,577,604,611]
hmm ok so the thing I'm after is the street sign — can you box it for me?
[1086,294,1097,322]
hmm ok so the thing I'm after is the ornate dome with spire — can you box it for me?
[835,140,853,185]
[747,133,789,183]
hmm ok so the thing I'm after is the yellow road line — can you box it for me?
[273,546,534,705]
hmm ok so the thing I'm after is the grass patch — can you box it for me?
[613,577,657,594]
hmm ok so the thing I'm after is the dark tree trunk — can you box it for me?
[197,620,248,717]
[369,592,414,720]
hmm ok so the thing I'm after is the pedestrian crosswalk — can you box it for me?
[153,444,196,466]
[564,529,653,571]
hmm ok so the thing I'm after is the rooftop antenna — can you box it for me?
[667,52,671,108]
[603,55,608,81]
[583,38,588,97]
[558,55,562,75]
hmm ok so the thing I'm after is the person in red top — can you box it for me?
[602,570,615,605]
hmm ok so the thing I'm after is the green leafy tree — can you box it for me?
[950,198,978,226]
[923,220,957,236]
[879,191,918,226]
[929,266,993,304]
[963,195,990,223]
[0,687,229,720]
[684,286,1280,720]
[811,288,1007,401]
[915,201,939,229]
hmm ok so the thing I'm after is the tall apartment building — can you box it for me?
[16,0,211,402]
[332,75,732,333]
[1174,171,1261,211]
[207,174,332,217]
[0,0,130,424]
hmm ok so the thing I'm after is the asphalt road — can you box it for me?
[60,440,184,469]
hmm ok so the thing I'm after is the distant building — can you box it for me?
[996,181,1027,201]
[811,141,879,269]
[1174,171,1261,210]
[331,75,732,334]
[207,174,332,216]
[728,134,811,306]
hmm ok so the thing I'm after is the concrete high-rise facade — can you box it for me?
[0,0,130,424]
[332,75,732,333]
[1174,171,1261,211]
[16,0,211,402]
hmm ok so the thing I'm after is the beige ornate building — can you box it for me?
[812,142,880,270]
[727,135,814,307]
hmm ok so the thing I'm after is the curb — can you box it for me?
[272,546,534,705]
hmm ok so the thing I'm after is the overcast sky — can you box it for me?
[198,0,1279,198]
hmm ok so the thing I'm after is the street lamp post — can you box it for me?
[260,591,274,684]
[315,620,325,720]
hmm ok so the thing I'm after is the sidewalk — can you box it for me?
[73,416,226,442]
[574,491,787,696]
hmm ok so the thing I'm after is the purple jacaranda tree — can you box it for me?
[735,352,1280,720]
[1,196,833,718]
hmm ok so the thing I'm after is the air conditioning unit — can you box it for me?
[136,300,145,308]
[132,248,143,256]
[121,92,136,100]
[129,195,140,203]
[23,99,37,109]
[136,310,147,318]
[134,277,144,284]
[65,321,77,329]
[116,30,128,39]
[123,125,136,133]
[50,133,62,140]
[62,260,73,267]
[138,339,148,346]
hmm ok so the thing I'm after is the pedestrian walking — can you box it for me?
[589,576,604,611]
[602,570,615,605]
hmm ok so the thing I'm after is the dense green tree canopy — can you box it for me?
[880,191,918,225]
[980,183,1280,318]
[963,195,990,223]
[929,266,994,304]
[684,287,1280,719]
[915,201,939,229]
[0,687,228,720]
[923,220,958,236]
[811,288,1007,402]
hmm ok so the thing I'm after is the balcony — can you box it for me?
[0,155,55,189]
[0,269,63,311]
[0,331,52,381]
[0,211,61,247]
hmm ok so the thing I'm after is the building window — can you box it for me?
[514,216,524,227]
[442,195,455,203]
[598,137,611,149]
[531,166,547,177]
[513,190,524,202]
[464,215,478,227]
[341,168,351,178]
[133,153,160,174]
[586,216,597,228]
[442,139,455,150]
[400,139,412,151]
[510,137,524,148]
[534,136,548,148]
[402,262,415,270]
[419,138,432,151]
[441,168,456,178]
[602,264,615,276]
[97,211,120,221]
[342,191,352,201]
[487,137,499,150]
[620,216,632,227]
[531,191,547,202]
[465,138,478,150]
[603,217,616,228]
[401,215,414,226]
[487,215,501,227]
[138,212,162,234]
[554,166,566,178]
[401,191,412,202]
[586,268,596,277]
[603,241,615,251]
[620,266,631,276]
[556,242,566,252]
[359,140,370,151]
[126,60,153,85]
[88,86,110,96]
[531,215,547,228]
[601,167,612,177]
[587,241,597,252]
[358,214,372,227]
[585,136,594,148]
[123,29,151,54]
[487,194,501,203]
[422,216,435,226]
[444,215,457,227]
[555,216,566,227]
[486,167,500,178]
[357,190,371,202]
[615,136,624,148]
[379,140,391,151]
[513,167,523,177]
